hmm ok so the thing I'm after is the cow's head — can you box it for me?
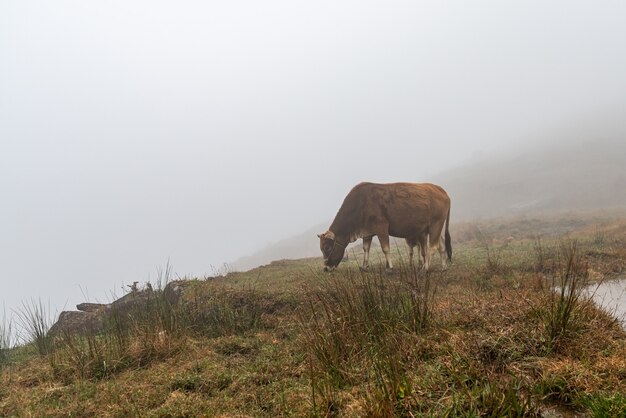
[317,230,345,271]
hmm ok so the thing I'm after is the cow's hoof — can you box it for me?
[359,266,370,272]
[385,268,394,275]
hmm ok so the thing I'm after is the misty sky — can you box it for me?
[2,1,626,323]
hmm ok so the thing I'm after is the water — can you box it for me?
[584,278,626,328]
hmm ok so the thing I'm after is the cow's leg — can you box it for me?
[429,217,447,270]
[378,233,394,273]
[417,242,425,267]
[438,235,448,270]
[361,236,373,271]
[419,234,431,272]
[405,238,415,266]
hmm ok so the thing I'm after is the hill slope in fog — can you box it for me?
[439,138,626,220]
[232,135,626,271]
[230,223,327,272]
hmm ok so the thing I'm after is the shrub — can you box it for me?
[15,299,55,356]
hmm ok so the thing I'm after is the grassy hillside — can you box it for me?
[2,211,626,417]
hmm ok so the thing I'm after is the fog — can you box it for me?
[2,1,626,324]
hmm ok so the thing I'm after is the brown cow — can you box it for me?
[318,182,452,272]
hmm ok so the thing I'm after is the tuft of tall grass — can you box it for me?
[51,328,123,380]
[445,378,537,417]
[468,227,514,284]
[1,308,14,366]
[539,240,590,353]
[15,299,55,356]
[592,225,606,246]
[533,373,580,407]
[365,342,414,417]
[581,393,626,417]
[532,237,546,273]
[300,263,435,413]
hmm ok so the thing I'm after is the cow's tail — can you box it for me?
[444,206,452,262]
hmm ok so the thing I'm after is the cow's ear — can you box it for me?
[318,231,335,240]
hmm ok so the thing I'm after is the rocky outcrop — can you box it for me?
[47,280,192,338]
[49,310,106,337]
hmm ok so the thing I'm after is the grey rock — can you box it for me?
[48,282,187,338]
[76,303,107,312]
[163,280,191,306]
[48,310,105,337]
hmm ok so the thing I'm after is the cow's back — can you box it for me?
[380,183,450,239]
[330,182,450,241]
